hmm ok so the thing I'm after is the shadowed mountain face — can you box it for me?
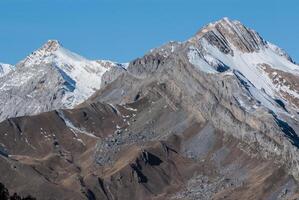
[1,18,299,199]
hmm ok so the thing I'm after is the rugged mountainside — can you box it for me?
[190,18,299,111]
[0,40,126,122]
[0,18,299,200]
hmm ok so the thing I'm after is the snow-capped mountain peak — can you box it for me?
[17,40,85,67]
[15,40,123,106]
[193,17,297,66]
[0,40,126,122]
[186,18,299,112]
[40,39,61,52]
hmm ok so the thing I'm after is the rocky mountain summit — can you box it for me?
[190,18,299,111]
[0,18,299,200]
[0,40,126,122]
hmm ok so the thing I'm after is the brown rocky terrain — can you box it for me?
[1,91,299,199]
[260,63,299,109]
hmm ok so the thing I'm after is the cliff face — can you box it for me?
[0,18,299,199]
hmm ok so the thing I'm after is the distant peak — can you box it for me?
[15,40,63,68]
[215,17,233,25]
[212,17,246,31]
[40,40,62,53]
[46,39,61,45]
[196,17,243,36]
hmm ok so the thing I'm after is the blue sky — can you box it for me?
[0,0,298,64]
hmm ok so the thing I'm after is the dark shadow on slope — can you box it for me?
[107,104,118,115]
[86,189,96,200]
[234,71,251,90]
[274,99,288,112]
[130,163,148,183]
[0,182,36,200]
[0,146,8,158]
[98,178,110,200]
[272,112,299,148]
[142,151,163,166]
[53,64,76,92]
[134,93,141,101]
[215,62,230,72]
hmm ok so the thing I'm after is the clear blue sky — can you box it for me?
[0,0,298,64]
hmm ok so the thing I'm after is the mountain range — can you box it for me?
[0,18,299,200]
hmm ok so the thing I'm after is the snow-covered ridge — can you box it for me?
[16,40,125,106]
[0,63,14,77]
[187,46,218,74]
[266,42,295,63]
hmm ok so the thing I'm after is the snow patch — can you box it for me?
[0,63,14,77]
[199,38,299,102]
[56,110,99,138]
[123,106,138,112]
[188,46,217,74]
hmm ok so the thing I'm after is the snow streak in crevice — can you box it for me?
[56,110,99,138]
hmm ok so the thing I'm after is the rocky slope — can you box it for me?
[0,18,299,200]
[0,40,126,122]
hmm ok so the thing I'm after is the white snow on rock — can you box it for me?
[56,110,99,138]
[266,42,295,63]
[198,38,299,98]
[233,70,279,112]
[0,40,125,122]
[188,46,217,74]
[0,63,14,77]
[17,40,121,106]
[185,18,299,113]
